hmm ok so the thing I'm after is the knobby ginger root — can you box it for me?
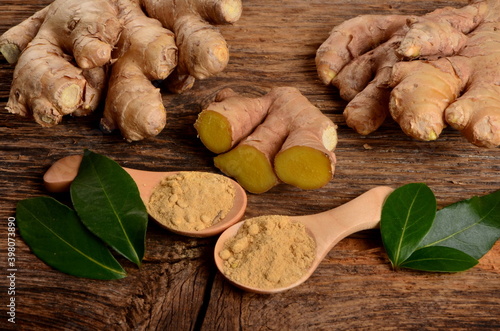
[4,0,122,126]
[141,0,242,93]
[100,0,177,141]
[316,0,500,148]
[0,7,49,65]
[0,0,242,141]
[194,87,338,193]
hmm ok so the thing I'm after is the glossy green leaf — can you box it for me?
[401,246,478,272]
[16,197,126,280]
[380,183,436,267]
[70,150,148,266]
[417,189,500,259]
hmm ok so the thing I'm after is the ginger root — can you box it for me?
[0,0,241,141]
[316,0,500,148]
[194,87,338,193]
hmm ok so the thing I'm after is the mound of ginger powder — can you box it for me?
[147,172,235,231]
[219,215,316,289]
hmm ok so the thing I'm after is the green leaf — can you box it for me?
[16,197,126,280]
[380,183,436,267]
[401,246,478,272]
[417,189,500,259]
[70,150,148,266]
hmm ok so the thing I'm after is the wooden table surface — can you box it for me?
[1,0,499,329]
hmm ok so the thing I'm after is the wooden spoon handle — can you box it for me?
[43,155,83,192]
[43,155,172,201]
[298,186,393,259]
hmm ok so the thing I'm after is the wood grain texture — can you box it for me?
[1,0,498,330]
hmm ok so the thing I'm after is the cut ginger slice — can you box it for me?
[214,145,278,194]
[275,146,334,190]
[196,87,338,193]
[195,110,233,154]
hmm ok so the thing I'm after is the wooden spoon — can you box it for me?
[43,155,247,238]
[214,185,393,294]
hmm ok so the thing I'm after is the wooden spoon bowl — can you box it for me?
[214,186,393,294]
[43,155,247,237]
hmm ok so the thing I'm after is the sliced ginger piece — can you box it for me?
[196,87,338,193]
[275,105,337,190]
[214,145,278,194]
[274,146,333,190]
[195,110,234,154]
[195,87,272,153]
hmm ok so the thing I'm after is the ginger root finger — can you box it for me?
[316,15,407,85]
[4,0,123,126]
[7,39,87,126]
[196,87,337,193]
[194,88,273,153]
[141,0,242,93]
[389,59,463,141]
[0,7,49,64]
[446,90,500,148]
[317,0,500,147]
[173,14,229,80]
[101,62,167,142]
[101,0,177,142]
[37,0,122,69]
[193,0,243,24]
[397,1,487,59]
[343,80,391,136]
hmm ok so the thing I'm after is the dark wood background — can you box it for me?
[1,0,499,329]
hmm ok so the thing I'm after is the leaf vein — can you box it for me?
[89,160,139,263]
[394,186,422,264]
[423,203,497,248]
[22,205,125,275]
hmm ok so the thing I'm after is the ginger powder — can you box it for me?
[148,172,235,231]
[219,215,316,289]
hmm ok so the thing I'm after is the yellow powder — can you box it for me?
[147,172,235,231]
[219,215,316,289]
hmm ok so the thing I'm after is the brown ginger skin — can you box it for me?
[141,0,242,93]
[0,7,49,65]
[0,0,242,141]
[195,87,338,194]
[100,0,178,141]
[5,0,122,126]
[316,0,500,148]
[390,0,500,147]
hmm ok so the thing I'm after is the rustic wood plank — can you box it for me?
[203,236,500,330]
[0,0,498,330]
